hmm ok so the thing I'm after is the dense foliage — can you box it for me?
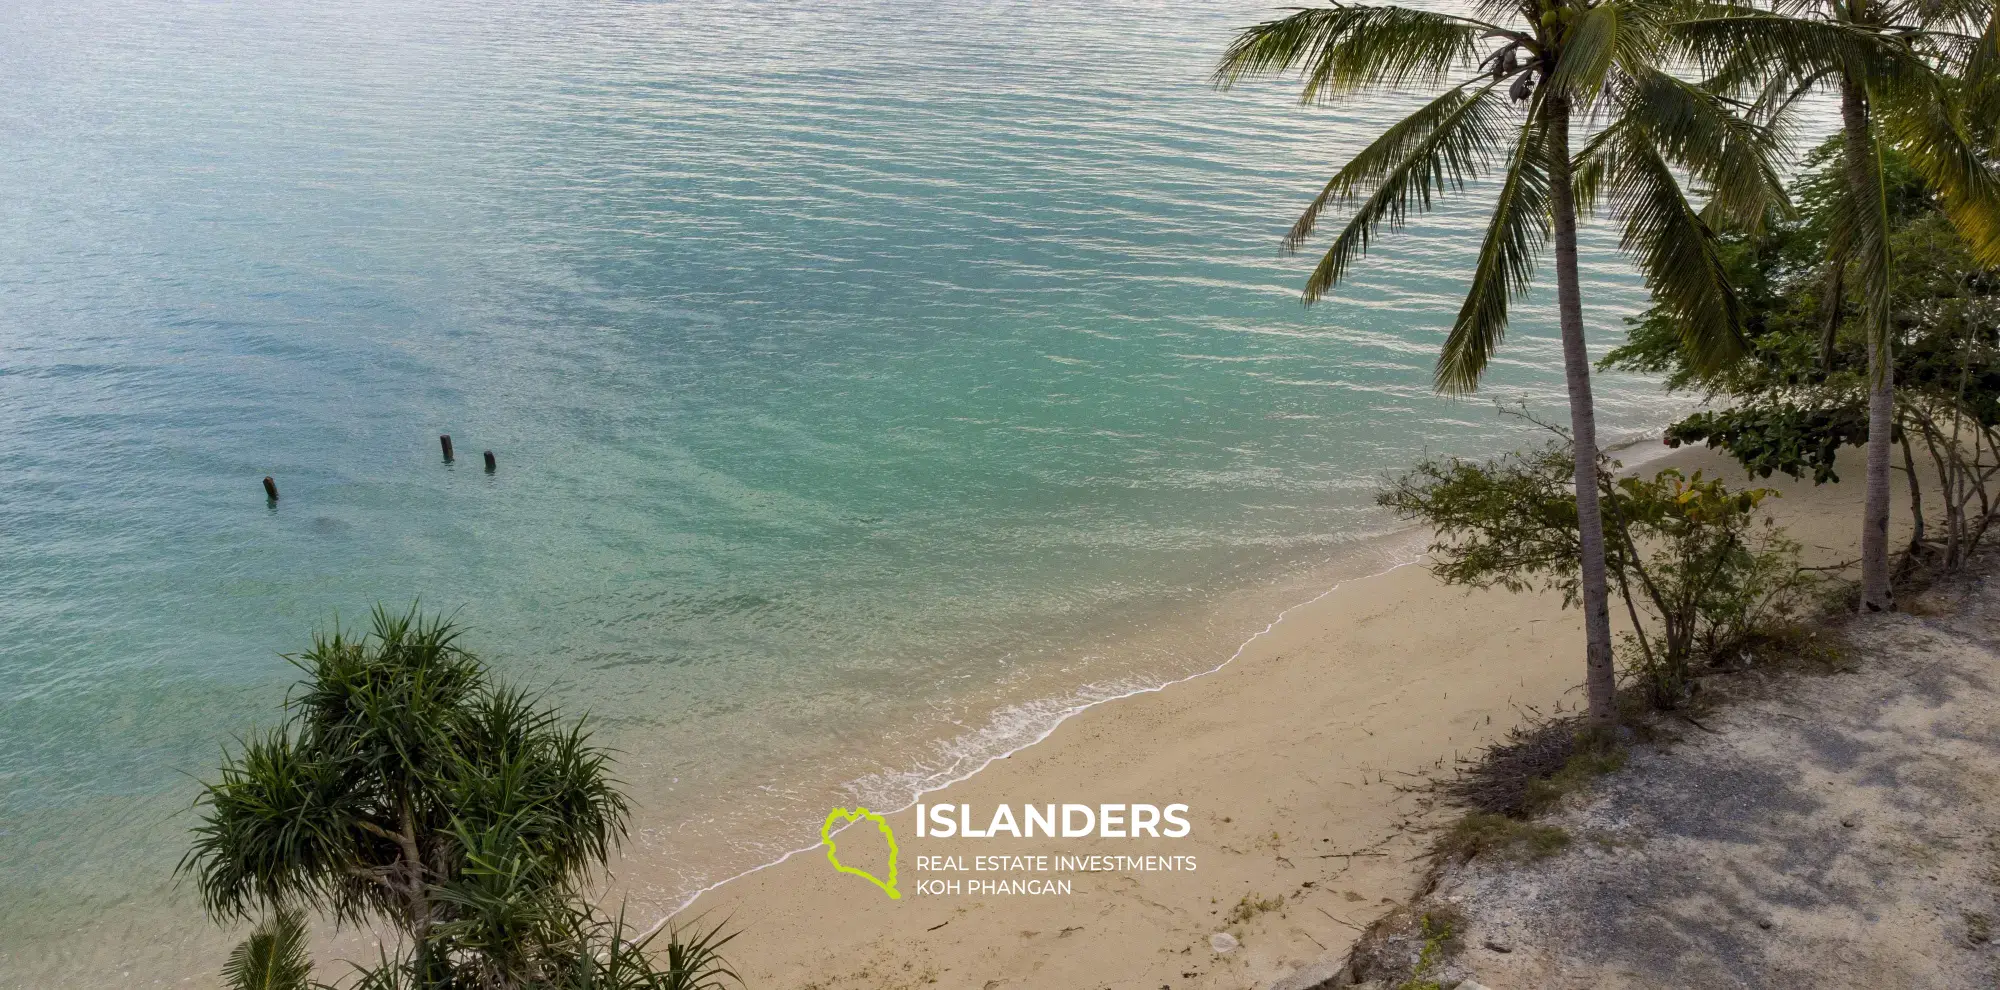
[1381,442,1809,707]
[185,606,736,990]
[1606,139,2000,570]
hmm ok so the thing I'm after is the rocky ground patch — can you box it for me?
[1315,563,2000,989]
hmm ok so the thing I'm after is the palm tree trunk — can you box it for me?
[1547,95,1619,724]
[1842,75,1895,611]
[1899,422,1925,552]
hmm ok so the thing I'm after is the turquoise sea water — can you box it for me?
[1,0,1681,982]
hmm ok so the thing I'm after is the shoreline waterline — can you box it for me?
[3,2,1696,979]
[650,442,1872,990]
[631,427,1693,932]
[636,540,1430,937]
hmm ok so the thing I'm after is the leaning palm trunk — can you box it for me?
[1547,94,1619,718]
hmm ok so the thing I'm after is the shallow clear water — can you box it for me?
[0,0,1682,981]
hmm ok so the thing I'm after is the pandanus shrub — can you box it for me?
[186,605,737,990]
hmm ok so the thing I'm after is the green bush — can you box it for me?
[1610,139,2000,577]
[1605,468,1811,706]
[1381,441,1812,709]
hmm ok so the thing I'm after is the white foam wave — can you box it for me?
[636,544,1425,939]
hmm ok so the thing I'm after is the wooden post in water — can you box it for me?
[483,450,496,472]
[263,476,279,500]
[440,434,455,462]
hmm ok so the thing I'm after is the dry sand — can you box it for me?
[650,442,1900,990]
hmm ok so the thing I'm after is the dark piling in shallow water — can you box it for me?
[483,450,496,472]
[262,476,279,500]
[440,434,455,462]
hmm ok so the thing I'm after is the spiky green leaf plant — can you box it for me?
[183,606,736,987]
[222,909,317,990]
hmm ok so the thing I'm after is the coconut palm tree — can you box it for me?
[1676,0,2000,611]
[1216,0,1783,722]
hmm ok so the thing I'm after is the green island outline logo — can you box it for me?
[821,806,900,899]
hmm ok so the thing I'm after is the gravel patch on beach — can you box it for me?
[1394,569,2000,989]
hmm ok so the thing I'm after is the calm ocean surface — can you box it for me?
[0,0,1683,981]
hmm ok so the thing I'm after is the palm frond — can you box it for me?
[180,728,369,923]
[1283,80,1499,252]
[639,912,744,990]
[1697,41,1815,104]
[1570,118,1626,216]
[1673,13,1922,90]
[1436,102,1554,394]
[1618,65,1791,230]
[1919,30,1985,75]
[222,909,316,990]
[1549,1,1624,102]
[1967,7,2000,145]
[1293,81,1509,301]
[1214,3,1490,101]
[1750,65,1839,130]
[1881,87,2000,265]
[1581,123,1749,374]
[1889,0,1996,34]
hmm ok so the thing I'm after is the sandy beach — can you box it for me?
[651,442,1900,990]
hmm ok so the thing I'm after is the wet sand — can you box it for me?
[655,442,1892,990]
